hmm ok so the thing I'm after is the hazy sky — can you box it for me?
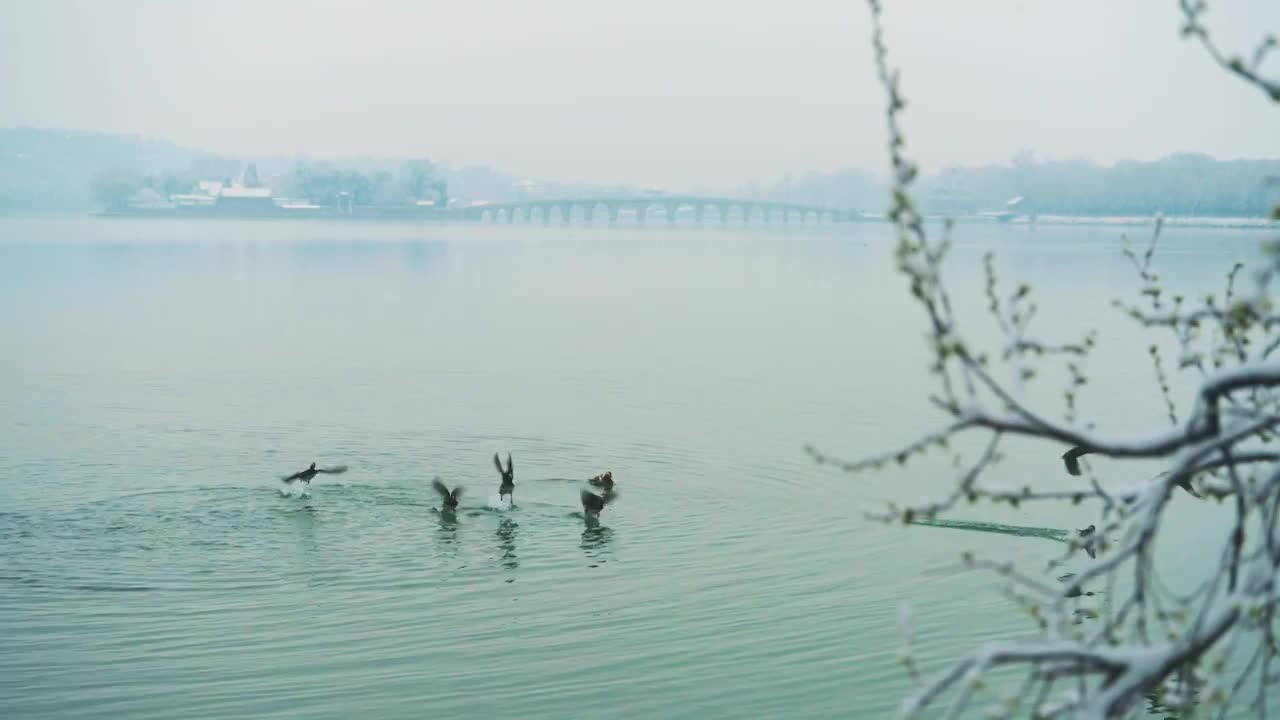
[2,0,1277,188]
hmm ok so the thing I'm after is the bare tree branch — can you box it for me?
[826,1,1280,717]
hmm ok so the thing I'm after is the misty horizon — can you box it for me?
[7,122,1280,191]
[3,0,1278,189]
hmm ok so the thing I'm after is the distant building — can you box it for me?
[168,176,282,216]
[215,185,276,213]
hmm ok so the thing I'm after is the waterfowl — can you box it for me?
[588,471,614,491]
[281,462,348,484]
[432,479,464,513]
[1076,525,1097,558]
[580,489,616,520]
[494,453,515,502]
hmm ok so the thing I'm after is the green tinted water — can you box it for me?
[0,218,1263,718]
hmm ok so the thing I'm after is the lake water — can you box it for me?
[0,217,1270,718]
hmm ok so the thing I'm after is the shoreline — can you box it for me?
[948,214,1276,230]
[0,210,1272,231]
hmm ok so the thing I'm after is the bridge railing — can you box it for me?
[453,196,862,225]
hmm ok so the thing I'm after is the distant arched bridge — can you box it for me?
[452,195,862,225]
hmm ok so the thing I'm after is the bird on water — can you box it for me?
[1077,524,1097,558]
[432,479,464,514]
[588,471,614,492]
[494,453,515,503]
[281,462,348,484]
[580,488,617,522]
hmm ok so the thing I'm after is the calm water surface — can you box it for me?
[0,218,1269,718]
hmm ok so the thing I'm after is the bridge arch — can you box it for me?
[461,195,857,227]
[668,201,697,224]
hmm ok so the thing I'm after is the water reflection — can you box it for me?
[910,518,1069,542]
[283,503,323,589]
[496,518,518,569]
[581,525,614,566]
[435,509,459,550]
[1143,673,1202,718]
[399,239,448,272]
[283,503,318,537]
[285,238,448,274]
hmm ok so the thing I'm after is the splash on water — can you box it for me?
[279,483,310,500]
[485,494,514,512]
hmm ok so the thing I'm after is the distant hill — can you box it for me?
[0,127,215,212]
[0,127,631,213]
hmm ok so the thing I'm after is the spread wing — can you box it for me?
[432,479,451,500]
[493,453,505,475]
[281,470,304,482]
[506,453,513,477]
[317,465,348,475]
[451,486,464,500]
[581,489,603,511]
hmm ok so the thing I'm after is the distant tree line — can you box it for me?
[917,151,1280,217]
[88,167,203,209]
[75,152,1280,217]
[284,159,447,207]
[6,128,1277,217]
[85,158,450,210]
[754,152,1280,217]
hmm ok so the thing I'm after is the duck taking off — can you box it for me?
[432,479,464,513]
[580,489,617,521]
[494,453,515,503]
[281,462,348,484]
[588,471,614,492]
